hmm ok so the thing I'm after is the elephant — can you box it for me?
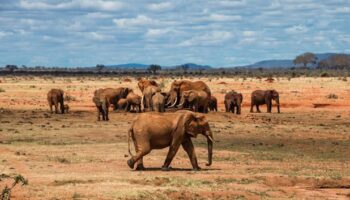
[127,111,213,171]
[166,80,211,111]
[138,78,158,93]
[142,85,161,111]
[250,90,280,113]
[178,90,209,113]
[64,104,69,113]
[117,98,128,111]
[224,91,243,114]
[151,92,165,112]
[126,91,142,113]
[92,89,109,121]
[92,87,132,121]
[208,96,218,112]
[47,89,64,114]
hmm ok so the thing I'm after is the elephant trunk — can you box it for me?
[206,130,213,166]
[276,97,280,113]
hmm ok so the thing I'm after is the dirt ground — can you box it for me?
[0,76,350,200]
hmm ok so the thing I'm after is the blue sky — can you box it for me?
[0,0,349,67]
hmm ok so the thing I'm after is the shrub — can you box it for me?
[320,72,329,77]
[64,94,76,102]
[0,88,5,93]
[326,93,338,99]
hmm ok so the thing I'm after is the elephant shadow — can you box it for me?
[132,167,221,172]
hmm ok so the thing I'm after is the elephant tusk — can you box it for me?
[168,96,178,108]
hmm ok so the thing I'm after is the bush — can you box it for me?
[0,88,5,93]
[326,93,338,99]
[320,72,329,77]
[64,94,76,102]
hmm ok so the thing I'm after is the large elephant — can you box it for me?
[166,80,211,111]
[138,78,158,93]
[152,92,165,112]
[250,90,280,113]
[208,96,218,112]
[92,87,132,121]
[126,91,142,113]
[224,91,243,114]
[127,111,213,171]
[142,85,161,111]
[47,89,64,114]
[117,98,128,111]
[178,90,209,113]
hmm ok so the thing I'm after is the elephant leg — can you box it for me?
[256,105,261,113]
[128,142,150,170]
[54,102,59,114]
[182,137,200,170]
[232,105,235,113]
[105,108,109,121]
[162,141,181,170]
[49,101,53,113]
[237,106,241,115]
[250,103,254,113]
[97,107,101,121]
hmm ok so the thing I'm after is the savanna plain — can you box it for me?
[0,76,349,200]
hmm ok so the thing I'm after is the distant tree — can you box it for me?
[198,67,205,75]
[148,64,161,74]
[5,65,18,72]
[317,60,329,69]
[328,54,350,69]
[293,52,317,67]
[178,64,190,74]
[96,64,105,72]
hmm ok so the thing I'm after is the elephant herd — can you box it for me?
[46,78,280,171]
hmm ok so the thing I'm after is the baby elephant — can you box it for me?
[117,98,128,111]
[208,96,217,112]
[64,104,69,113]
[250,90,280,113]
[224,91,243,114]
[126,91,142,113]
[47,89,65,114]
[152,92,165,112]
[127,111,213,171]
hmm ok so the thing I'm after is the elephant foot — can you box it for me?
[127,159,135,169]
[192,166,201,171]
[135,164,145,171]
[161,166,171,171]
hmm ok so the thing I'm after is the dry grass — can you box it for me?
[0,76,349,199]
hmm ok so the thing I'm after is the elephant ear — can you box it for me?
[188,91,197,102]
[184,113,205,138]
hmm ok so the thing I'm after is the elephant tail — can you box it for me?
[128,127,134,157]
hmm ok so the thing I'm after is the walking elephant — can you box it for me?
[152,92,165,112]
[127,111,213,171]
[126,90,142,113]
[178,90,209,113]
[47,89,65,114]
[250,90,280,113]
[208,96,218,112]
[166,80,211,111]
[224,91,243,114]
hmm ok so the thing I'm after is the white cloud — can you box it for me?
[0,31,13,38]
[179,31,233,47]
[145,28,172,38]
[113,15,155,28]
[87,32,113,41]
[208,14,242,22]
[19,0,124,11]
[147,2,173,11]
[242,31,256,37]
[218,0,246,7]
[85,12,113,19]
[285,25,308,34]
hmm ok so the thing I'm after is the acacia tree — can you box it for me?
[148,64,161,74]
[293,52,317,67]
[328,54,350,69]
[96,64,105,72]
[177,64,190,74]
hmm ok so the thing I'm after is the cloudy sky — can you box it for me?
[0,0,349,67]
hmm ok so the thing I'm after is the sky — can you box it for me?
[0,0,350,67]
